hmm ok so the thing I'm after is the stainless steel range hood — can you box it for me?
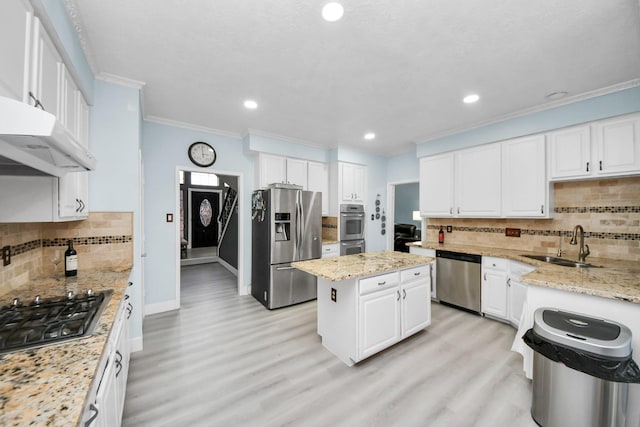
[0,96,96,177]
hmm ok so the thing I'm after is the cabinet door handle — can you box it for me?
[397,290,400,301]
[413,272,420,276]
[483,273,487,281]
[115,359,123,378]
[123,294,130,300]
[28,91,45,110]
[402,289,406,299]
[541,205,544,214]
[76,198,81,212]
[449,207,453,215]
[127,302,133,319]
[377,281,386,286]
[586,162,590,172]
[507,278,512,287]
[128,281,133,287]
[457,207,460,214]
[85,404,99,427]
[599,160,603,171]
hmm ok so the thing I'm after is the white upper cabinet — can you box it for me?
[339,162,366,204]
[61,65,78,138]
[257,153,286,188]
[307,161,329,215]
[548,125,591,179]
[58,172,89,220]
[285,158,308,189]
[455,143,501,217]
[256,153,318,190]
[0,0,33,102]
[502,134,550,217]
[549,114,640,181]
[594,115,640,176]
[419,153,454,217]
[31,18,63,118]
[77,93,90,147]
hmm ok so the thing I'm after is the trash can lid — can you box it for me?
[533,308,632,359]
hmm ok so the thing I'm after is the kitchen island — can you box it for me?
[293,251,434,366]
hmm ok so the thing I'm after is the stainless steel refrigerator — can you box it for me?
[251,187,322,309]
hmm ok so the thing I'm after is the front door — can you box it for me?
[191,191,219,248]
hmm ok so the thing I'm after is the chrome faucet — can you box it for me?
[569,225,590,262]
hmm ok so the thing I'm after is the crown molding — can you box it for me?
[62,0,98,75]
[416,79,640,144]
[95,72,146,89]
[145,116,242,139]
[244,128,330,150]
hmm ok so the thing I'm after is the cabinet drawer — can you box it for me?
[359,272,399,295]
[482,256,508,270]
[321,243,339,258]
[400,265,429,282]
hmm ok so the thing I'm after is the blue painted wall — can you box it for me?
[89,79,143,341]
[416,87,640,157]
[142,121,254,304]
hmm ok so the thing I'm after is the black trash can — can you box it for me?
[523,308,640,427]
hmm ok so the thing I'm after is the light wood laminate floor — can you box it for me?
[123,263,537,427]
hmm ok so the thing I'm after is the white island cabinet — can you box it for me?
[296,251,433,366]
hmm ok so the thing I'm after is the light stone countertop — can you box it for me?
[293,250,434,281]
[0,268,132,427]
[408,242,640,304]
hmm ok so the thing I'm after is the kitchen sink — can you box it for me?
[522,254,601,268]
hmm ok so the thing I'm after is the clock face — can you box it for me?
[188,142,216,167]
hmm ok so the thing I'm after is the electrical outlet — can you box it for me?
[446,225,453,233]
[2,246,10,266]
[331,288,337,302]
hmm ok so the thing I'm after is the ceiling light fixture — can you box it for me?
[545,91,568,100]
[244,100,258,109]
[463,94,480,104]
[364,132,375,140]
[322,2,344,22]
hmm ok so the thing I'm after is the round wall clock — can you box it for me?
[188,141,217,167]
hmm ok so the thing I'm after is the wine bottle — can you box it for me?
[64,240,78,277]
[438,225,445,244]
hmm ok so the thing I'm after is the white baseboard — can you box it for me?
[129,336,143,353]
[145,299,180,315]
[218,257,238,276]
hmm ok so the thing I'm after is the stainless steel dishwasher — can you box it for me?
[436,250,482,313]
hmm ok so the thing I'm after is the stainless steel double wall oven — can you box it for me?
[339,204,365,255]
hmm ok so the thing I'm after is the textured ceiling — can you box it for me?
[68,0,640,156]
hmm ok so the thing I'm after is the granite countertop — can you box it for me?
[293,250,434,281]
[0,269,132,427]
[409,242,640,304]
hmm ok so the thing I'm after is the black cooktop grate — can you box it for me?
[0,292,108,353]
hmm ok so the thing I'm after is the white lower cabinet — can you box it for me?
[359,286,401,359]
[321,243,339,259]
[481,257,509,320]
[83,287,133,427]
[481,257,534,328]
[357,266,430,361]
[317,264,431,366]
[409,247,437,299]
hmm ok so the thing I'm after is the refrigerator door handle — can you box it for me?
[276,266,296,271]
[298,191,305,253]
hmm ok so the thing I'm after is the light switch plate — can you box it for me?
[2,245,10,266]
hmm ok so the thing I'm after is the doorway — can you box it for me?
[175,167,244,307]
[386,180,421,250]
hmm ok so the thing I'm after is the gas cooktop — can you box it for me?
[0,289,112,354]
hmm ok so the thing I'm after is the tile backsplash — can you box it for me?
[0,212,133,296]
[425,177,640,261]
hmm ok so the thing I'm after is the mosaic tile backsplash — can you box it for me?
[425,177,640,261]
[0,212,133,296]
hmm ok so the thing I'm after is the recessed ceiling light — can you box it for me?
[364,132,375,140]
[463,94,480,104]
[244,100,258,109]
[322,2,344,22]
[545,91,568,100]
